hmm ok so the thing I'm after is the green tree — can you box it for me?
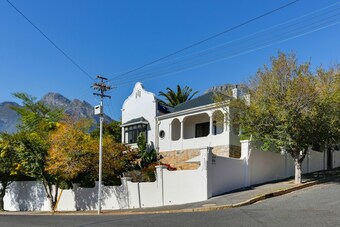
[158,85,198,107]
[46,118,96,183]
[101,136,138,185]
[91,120,121,143]
[11,93,63,210]
[224,52,338,184]
[0,133,19,211]
[46,117,137,187]
[314,67,340,153]
[137,133,157,168]
[11,93,63,132]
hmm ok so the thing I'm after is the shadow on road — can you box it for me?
[303,167,340,184]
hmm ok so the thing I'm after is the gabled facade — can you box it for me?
[121,82,171,148]
[121,82,243,169]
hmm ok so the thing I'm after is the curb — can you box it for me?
[103,180,319,215]
[116,180,318,215]
[0,181,318,216]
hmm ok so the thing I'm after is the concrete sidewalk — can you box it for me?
[91,167,340,215]
[2,167,339,215]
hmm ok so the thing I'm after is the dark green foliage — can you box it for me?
[91,121,121,143]
[103,176,122,186]
[158,85,198,107]
[59,181,73,190]
[137,133,157,168]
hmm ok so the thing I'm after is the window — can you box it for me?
[195,122,209,138]
[159,130,165,139]
[124,124,148,144]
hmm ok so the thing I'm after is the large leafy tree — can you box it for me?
[158,85,198,107]
[46,118,96,183]
[47,117,138,187]
[11,93,63,210]
[225,52,339,184]
[0,133,19,211]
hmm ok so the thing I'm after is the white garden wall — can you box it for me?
[210,155,245,196]
[248,149,287,185]
[4,143,339,212]
[333,150,340,168]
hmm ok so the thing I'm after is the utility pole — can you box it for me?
[92,75,111,214]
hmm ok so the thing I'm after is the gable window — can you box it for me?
[195,122,209,138]
[124,124,148,144]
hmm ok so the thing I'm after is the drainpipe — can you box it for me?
[155,117,160,164]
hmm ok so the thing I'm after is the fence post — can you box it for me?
[241,140,251,187]
[121,177,132,209]
[156,165,166,206]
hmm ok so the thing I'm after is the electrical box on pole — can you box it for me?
[94,105,103,115]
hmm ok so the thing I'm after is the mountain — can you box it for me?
[0,92,113,133]
[206,84,248,94]
[206,84,234,93]
[40,92,112,124]
[0,102,21,133]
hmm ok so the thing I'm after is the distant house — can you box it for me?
[121,82,246,169]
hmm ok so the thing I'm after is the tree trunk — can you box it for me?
[294,158,302,184]
[42,180,57,211]
[0,192,4,211]
[0,181,8,211]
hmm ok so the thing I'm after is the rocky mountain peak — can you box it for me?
[0,92,113,133]
[41,92,71,107]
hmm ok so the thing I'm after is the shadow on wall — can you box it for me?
[9,181,46,211]
[73,183,128,211]
[112,182,129,209]
[73,184,99,211]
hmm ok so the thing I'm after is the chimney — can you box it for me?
[232,85,240,99]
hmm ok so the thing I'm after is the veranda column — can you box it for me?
[180,118,184,149]
[209,113,213,136]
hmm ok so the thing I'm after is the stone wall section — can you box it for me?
[160,149,200,170]
[160,145,241,170]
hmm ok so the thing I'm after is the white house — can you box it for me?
[4,83,340,212]
[121,82,244,169]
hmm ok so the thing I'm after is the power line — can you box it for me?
[111,2,339,84]
[115,19,340,86]
[108,0,300,82]
[112,12,340,87]
[109,4,340,86]
[6,0,94,81]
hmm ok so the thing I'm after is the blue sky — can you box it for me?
[1,0,339,120]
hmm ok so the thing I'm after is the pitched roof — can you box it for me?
[173,92,228,112]
[121,117,149,127]
[157,100,173,114]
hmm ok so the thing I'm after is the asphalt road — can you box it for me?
[1,182,340,227]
